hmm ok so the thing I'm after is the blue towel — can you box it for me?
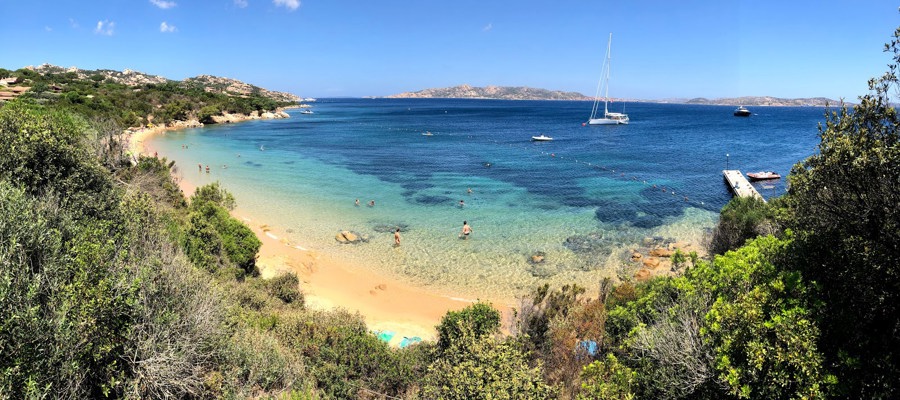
[577,340,598,356]
[399,336,422,348]
[375,330,396,343]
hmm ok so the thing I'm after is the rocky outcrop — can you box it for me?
[185,75,301,103]
[169,119,203,129]
[209,109,289,124]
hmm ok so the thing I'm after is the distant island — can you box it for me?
[678,96,841,107]
[387,84,841,106]
[387,84,592,101]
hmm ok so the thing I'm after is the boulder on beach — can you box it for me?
[643,257,661,269]
[335,230,365,244]
[650,248,673,258]
[635,268,651,281]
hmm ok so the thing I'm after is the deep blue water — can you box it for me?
[273,99,822,222]
[149,98,828,297]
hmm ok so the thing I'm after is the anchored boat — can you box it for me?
[746,171,780,181]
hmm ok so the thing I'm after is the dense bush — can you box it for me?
[182,183,260,277]
[426,303,555,399]
[436,301,501,352]
[707,196,776,255]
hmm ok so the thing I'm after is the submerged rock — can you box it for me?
[373,222,410,233]
[529,251,547,264]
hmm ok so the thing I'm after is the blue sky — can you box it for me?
[3,1,898,100]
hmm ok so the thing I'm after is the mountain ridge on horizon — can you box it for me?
[386,84,842,106]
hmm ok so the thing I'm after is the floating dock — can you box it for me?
[723,170,766,202]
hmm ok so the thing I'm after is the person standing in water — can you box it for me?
[394,228,401,246]
[460,220,472,239]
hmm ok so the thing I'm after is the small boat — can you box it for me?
[299,109,314,114]
[531,134,553,141]
[734,106,751,117]
[746,171,780,181]
[421,131,433,136]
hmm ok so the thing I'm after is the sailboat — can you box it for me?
[587,33,629,125]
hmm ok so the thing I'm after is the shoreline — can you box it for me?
[130,116,484,345]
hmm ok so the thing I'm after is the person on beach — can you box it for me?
[198,163,202,172]
[394,228,401,246]
[355,198,360,207]
[467,187,473,194]
[205,165,210,173]
[460,220,472,239]
[368,200,375,207]
[459,200,465,208]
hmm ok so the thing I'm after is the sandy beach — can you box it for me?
[130,125,484,345]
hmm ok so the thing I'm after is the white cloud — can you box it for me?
[482,23,493,32]
[234,0,248,8]
[273,0,300,11]
[150,0,177,9]
[160,21,177,33]
[69,18,79,29]
[95,20,115,36]
[45,26,53,32]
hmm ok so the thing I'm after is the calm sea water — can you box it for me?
[148,99,826,300]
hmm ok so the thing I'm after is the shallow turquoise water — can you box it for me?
[148,99,825,299]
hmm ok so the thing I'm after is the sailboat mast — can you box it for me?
[604,33,612,115]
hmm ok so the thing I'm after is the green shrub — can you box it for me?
[0,181,137,398]
[182,184,260,277]
[266,273,304,306]
[423,323,555,399]
[274,310,419,398]
[436,301,501,352]
[708,196,776,255]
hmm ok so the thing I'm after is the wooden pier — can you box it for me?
[723,170,766,202]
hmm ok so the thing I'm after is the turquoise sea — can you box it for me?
[148,99,827,300]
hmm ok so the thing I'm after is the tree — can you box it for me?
[780,26,900,398]
[425,307,555,400]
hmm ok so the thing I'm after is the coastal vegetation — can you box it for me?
[0,27,898,400]
[0,64,297,129]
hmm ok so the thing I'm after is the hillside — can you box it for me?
[17,63,300,103]
[388,84,592,100]
[0,64,299,128]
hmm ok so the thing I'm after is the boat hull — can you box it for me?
[746,172,780,181]
[588,118,628,125]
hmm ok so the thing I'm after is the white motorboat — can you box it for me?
[531,134,553,141]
